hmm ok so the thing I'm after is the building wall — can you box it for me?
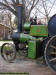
[0,24,10,40]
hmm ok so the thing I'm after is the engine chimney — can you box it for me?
[12,0,23,41]
[17,0,23,33]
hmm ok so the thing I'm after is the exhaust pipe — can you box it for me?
[17,4,22,33]
[12,0,23,41]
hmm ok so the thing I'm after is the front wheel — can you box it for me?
[45,35,56,72]
[1,43,16,62]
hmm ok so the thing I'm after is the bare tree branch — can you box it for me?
[0,2,17,16]
[0,0,55,23]
[29,0,39,16]
[48,0,56,15]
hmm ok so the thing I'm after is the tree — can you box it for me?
[0,0,56,24]
[0,0,39,23]
[0,11,11,25]
[41,0,56,21]
[0,10,14,33]
[7,12,14,34]
[34,0,56,22]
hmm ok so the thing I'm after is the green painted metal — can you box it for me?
[28,40,36,59]
[24,22,31,31]
[33,38,43,42]
[36,40,42,57]
[30,25,48,37]
[28,38,43,59]
[20,33,35,43]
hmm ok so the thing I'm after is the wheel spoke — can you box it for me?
[50,45,56,49]
[49,58,56,62]
[50,52,56,55]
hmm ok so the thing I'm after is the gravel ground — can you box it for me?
[0,54,55,75]
[0,41,55,75]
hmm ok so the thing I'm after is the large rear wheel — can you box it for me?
[45,35,56,72]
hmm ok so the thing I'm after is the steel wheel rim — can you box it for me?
[45,35,56,72]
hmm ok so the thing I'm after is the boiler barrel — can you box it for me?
[48,14,56,36]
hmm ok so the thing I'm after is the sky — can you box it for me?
[30,0,56,18]
[49,6,56,16]
[11,0,56,21]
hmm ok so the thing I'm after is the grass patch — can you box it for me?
[0,73,29,75]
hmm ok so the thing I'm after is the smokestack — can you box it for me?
[17,0,23,33]
[12,0,23,41]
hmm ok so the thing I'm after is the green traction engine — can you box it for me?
[23,22,48,58]
[1,0,56,72]
[1,0,48,61]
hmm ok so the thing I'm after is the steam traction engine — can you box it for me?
[1,0,56,72]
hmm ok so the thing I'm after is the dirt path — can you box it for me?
[0,41,55,75]
[0,54,55,75]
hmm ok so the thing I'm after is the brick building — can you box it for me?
[0,24,11,40]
